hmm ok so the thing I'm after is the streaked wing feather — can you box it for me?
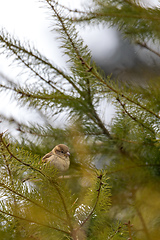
[42,151,53,162]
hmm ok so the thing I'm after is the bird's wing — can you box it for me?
[42,151,53,162]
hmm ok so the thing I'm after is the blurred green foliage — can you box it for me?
[0,0,160,239]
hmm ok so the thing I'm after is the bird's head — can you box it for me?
[53,144,70,158]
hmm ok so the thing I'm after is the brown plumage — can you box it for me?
[42,144,70,172]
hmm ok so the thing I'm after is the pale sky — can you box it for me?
[0,0,118,68]
[0,0,159,63]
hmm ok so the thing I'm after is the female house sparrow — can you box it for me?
[42,144,70,172]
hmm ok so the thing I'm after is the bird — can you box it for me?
[42,144,70,172]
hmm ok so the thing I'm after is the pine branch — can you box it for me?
[69,174,104,239]
[90,105,112,138]
[0,132,73,231]
[50,180,73,231]
[0,132,48,179]
[0,31,60,76]
[70,0,160,22]
[0,30,83,96]
[0,82,75,101]
[114,137,158,146]
[0,82,109,134]
[75,50,160,130]
[108,225,122,240]
[79,174,103,228]
[3,153,18,216]
[0,181,67,223]
[136,41,160,58]
[0,209,70,235]
[90,68,160,119]
[46,2,160,120]
[46,1,112,138]
[72,10,160,22]
[116,97,155,134]
[13,53,62,92]
[47,0,87,15]
[124,221,133,240]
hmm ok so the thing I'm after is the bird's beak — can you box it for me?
[66,151,70,156]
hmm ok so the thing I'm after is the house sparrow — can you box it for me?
[42,144,70,172]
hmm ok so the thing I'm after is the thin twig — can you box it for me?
[71,10,160,22]
[0,33,83,97]
[3,153,18,226]
[135,207,151,240]
[91,68,160,119]
[51,181,72,230]
[108,225,122,240]
[14,53,62,92]
[116,97,154,133]
[0,132,48,179]
[79,174,103,228]
[124,221,133,240]
[136,41,160,58]
[50,0,87,15]
[106,163,160,175]
[70,174,103,238]
[114,137,157,146]
[0,83,71,100]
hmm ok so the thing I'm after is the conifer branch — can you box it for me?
[116,97,155,133]
[46,1,85,66]
[50,182,73,231]
[90,105,112,138]
[79,174,103,228]
[0,209,70,235]
[124,221,133,240]
[0,33,59,75]
[0,181,67,223]
[0,132,48,179]
[0,82,110,137]
[0,31,83,96]
[71,174,104,238]
[13,53,62,92]
[3,154,18,214]
[76,51,160,121]
[78,54,160,122]
[114,137,157,146]
[46,2,160,120]
[46,1,112,139]
[4,155,14,186]
[70,1,160,22]
[47,0,87,15]
[90,69,160,119]
[0,132,73,231]
[0,83,73,101]
[108,225,122,239]
[136,41,160,58]
[0,114,49,137]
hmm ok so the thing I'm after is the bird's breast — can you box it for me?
[49,155,70,171]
